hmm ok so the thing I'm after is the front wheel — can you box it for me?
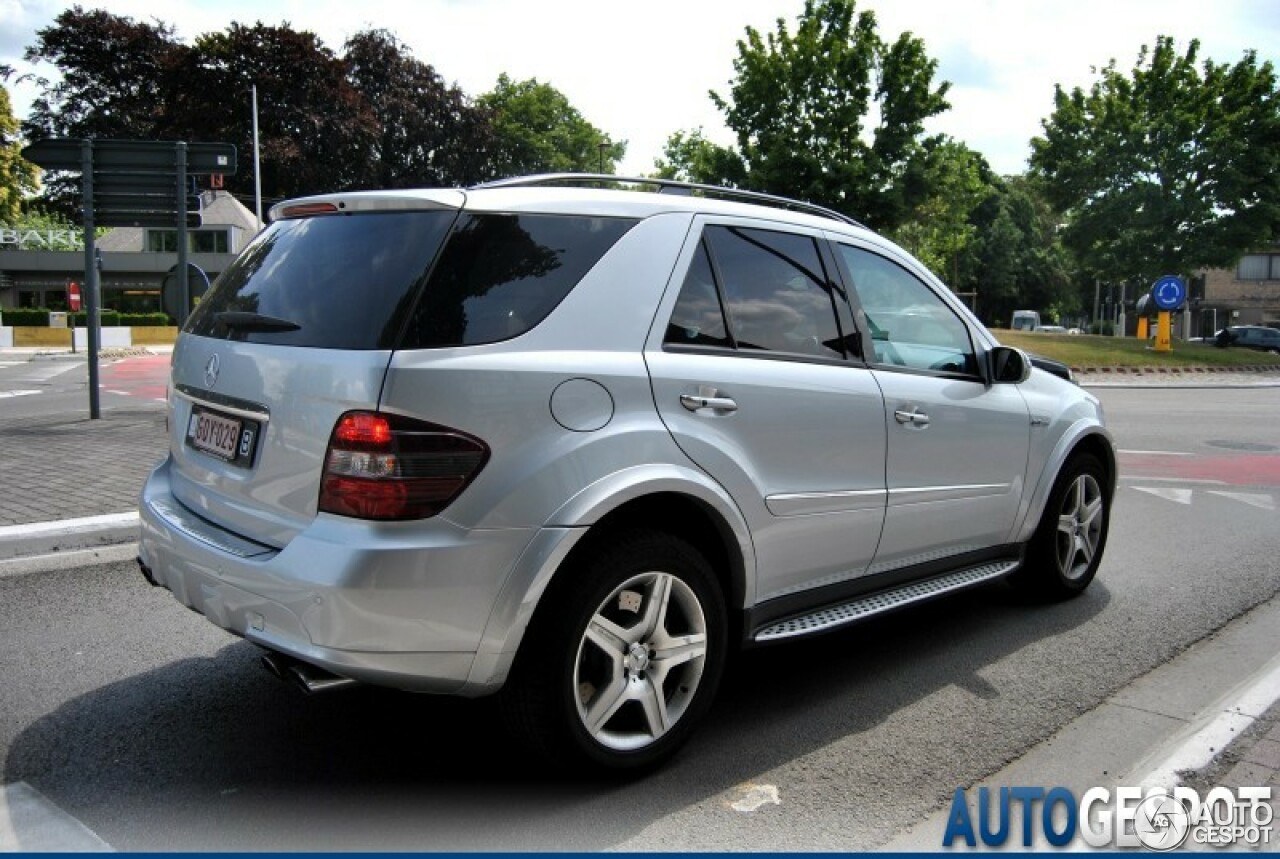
[1010,453,1110,600]
[501,529,727,773]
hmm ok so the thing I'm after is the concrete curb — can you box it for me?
[0,512,140,561]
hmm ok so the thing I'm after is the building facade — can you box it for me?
[0,192,260,317]
[1193,244,1280,335]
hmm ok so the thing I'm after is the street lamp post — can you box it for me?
[597,141,609,174]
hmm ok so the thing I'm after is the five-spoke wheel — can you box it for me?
[501,529,726,772]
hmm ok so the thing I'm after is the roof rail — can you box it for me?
[471,173,865,228]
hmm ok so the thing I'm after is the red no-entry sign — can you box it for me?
[68,281,82,312]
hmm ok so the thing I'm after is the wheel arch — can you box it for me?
[1012,423,1117,544]
[466,468,754,693]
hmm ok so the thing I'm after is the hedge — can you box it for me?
[1,308,53,326]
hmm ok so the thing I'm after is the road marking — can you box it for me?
[1131,487,1193,504]
[1118,449,1194,456]
[0,781,112,851]
[1120,476,1226,485]
[0,389,41,399]
[1207,491,1276,511]
[1138,651,1280,791]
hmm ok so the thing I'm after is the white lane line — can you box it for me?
[1207,491,1276,511]
[1131,487,1193,504]
[1120,476,1226,485]
[0,389,41,398]
[1139,652,1280,791]
[0,781,112,851]
[0,512,139,541]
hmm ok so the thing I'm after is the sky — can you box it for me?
[3,0,1279,179]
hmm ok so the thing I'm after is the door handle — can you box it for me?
[894,408,930,427]
[680,393,738,413]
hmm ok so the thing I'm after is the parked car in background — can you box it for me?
[1011,309,1041,331]
[1036,325,1068,334]
[1202,325,1280,353]
[137,174,1116,772]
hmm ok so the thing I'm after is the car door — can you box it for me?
[646,219,888,604]
[832,241,1031,574]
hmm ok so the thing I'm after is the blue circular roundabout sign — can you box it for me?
[1151,275,1187,311]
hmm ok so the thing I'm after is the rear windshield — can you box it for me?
[187,211,455,349]
[399,212,638,348]
[188,210,637,350]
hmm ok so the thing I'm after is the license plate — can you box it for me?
[187,407,257,465]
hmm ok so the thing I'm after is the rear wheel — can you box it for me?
[501,529,727,772]
[1010,453,1109,600]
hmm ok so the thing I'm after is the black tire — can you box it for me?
[500,529,727,773]
[1009,453,1110,601]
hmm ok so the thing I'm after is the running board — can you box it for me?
[753,560,1020,643]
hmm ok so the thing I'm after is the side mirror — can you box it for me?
[991,346,1032,384]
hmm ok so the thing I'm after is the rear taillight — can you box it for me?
[318,411,489,520]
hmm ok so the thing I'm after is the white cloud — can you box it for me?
[3,0,1277,181]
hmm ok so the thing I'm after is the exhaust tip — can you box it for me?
[287,663,359,695]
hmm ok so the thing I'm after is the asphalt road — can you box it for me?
[1,384,1277,850]
[0,353,169,420]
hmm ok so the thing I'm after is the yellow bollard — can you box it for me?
[1153,311,1172,352]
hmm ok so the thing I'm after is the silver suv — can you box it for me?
[138,175,1115,771]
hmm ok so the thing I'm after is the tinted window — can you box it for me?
[838,245,978,375]
[188,211,454,349]
[401,213,637,348]
[705,226,845,359]
[664,241,732,348]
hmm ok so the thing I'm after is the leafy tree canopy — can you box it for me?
[14,8,625,214]
[697,0,951,230]
[343,30,495,188]
[1031,35,1280,286]
[0,83,39,222]
[478,73,624,177]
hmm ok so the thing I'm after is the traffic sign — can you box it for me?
[20,138,82,171]
[22,138,237,176]
[68,282,82,312]
[1151,275,1187,311]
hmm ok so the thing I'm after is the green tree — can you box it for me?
[708,0,950,229]
[0,82,39,222]
[166,22,379,200]
[964,175,1076,325]
[1031,36,1280,286]
[343,30,496,188]
[652,128,744,186]
[890,139,993,283]
[478,73,624,177]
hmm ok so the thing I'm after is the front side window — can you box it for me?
[838,245,978,376]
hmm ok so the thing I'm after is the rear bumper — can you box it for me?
[137,456,546,694]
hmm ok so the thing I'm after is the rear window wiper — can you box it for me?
[214,311,301,333]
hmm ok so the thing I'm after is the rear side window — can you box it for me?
[664,225,850,360]
[400,213,638,348]
[187,211,455,349]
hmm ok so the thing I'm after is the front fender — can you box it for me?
[1011,419,1116,544]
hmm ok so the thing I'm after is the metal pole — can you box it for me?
[81,139,101,419]
[176,142,190,327]
[252,85,263,229]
